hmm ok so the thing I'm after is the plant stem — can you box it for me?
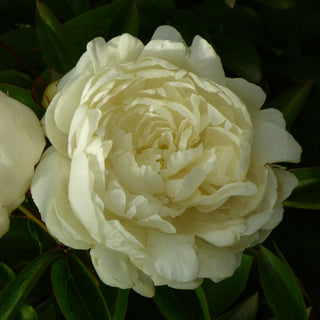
[18,205,63,246]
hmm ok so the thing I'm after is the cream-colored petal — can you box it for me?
[226,77,266,112]
[254,108,286,128]
[148,231,199,282]
[0,208,9,238]
[189,35,225,84]
[197,239,241,282]
[90,245,155,297]
[151,25,187,45]
[272,167,298,203]
[252,120,302,164]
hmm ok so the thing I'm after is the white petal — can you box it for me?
[151,25,187,45]
[0,208,9,238]
[90,245,155,297]
[272,167,298,203]
[252,119,302,164]
[254,108,286,128]
[148,231,199,282]
[189,35,225,84]
[197,239,241,282]
[226,77,266,112]
[68,151,101,241]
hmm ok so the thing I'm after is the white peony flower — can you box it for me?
[31,26,301,297]
[0,91,45,237]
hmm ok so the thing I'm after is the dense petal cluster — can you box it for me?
[0,91,45,237]
[31,26,301,297]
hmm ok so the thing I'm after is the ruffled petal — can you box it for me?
[90,245,155,297]
[151,25,187,45]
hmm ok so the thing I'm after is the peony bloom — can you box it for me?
[0,91,45,237]
[31,26,301,297]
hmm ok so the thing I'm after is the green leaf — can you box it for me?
[259,245,308,320]
[153,286,189,320]
[195,287,211,320]
[100,285,130,320]
[0,28,42,74]
[51,254,111,320]
[202,254,253,317]
[123,0,139,36]
[17,305,39,320]
[254,0,295,9]
[36,299,64,320]
[0,84,44,119]
[36,1,77,74]
[217,293,258,320]
[283,167,320,210]
[264,79,315,129]
[0,262,15,290]
[0,70,32,88]
[270,241,311,304]
[64,0,133,56]
[0,251,63,320]
[209,20,261,83]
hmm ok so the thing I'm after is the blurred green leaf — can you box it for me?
[0,84,44,118]
[0,250,63,320]
[195,287,211,320]
[36,1,77,74]
[259,245,308,320]
[284,167,320,210]
[216,293,258,320]
[51,254,111,320]
[0,217,40,263]
[0,262,15,290]
[64,0,133,57]
[202,254,253,317]
[101,285,130,320]
[36,299,64,320]
[0,28,42,74]
[209,20,261,83]
[17,305,39,320]
[123,0,139,36]
[0,70,32,88]
[264,79,315,129]
[254,0,295,9]
[153,286,188,320]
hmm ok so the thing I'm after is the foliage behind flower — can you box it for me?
[0,91,45,238]
[31,26,301,297]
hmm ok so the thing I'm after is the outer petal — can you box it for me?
[90,245,155,297]
[189,35,225,85]
[226,78,266,112]
[151,25,187,45]
[252,119,302,164]
[148,231,200,282]
[0,208,9,238]
[197,239,241,282]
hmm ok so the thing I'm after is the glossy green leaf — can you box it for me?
[64,0,132,56]
[51,254,111,320]
[101,285,130,320]
[0,262,15,290]
[270,241,311,303]
[0,70,32,88]
[0,84,44,118]
[0,251,63,320]
[255,0,295,9]
[217,293,258,320]
[202,254,253,317]
[36,1,77,74]
[259,245,308,320]
[195,287,211,320]
[153,286,189,320]
[264,79,314,129]
[17,305,38,320]
[284,168,320,210]
[209,20,261,83]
